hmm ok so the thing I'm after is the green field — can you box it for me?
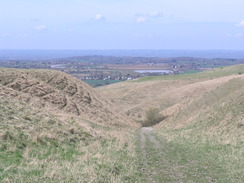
[134,65,244,82]
[84,80,122,87]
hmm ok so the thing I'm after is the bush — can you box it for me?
[141,108,166,127]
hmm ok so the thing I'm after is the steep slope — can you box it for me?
[0,96,92,150]
[0,68,140,182]
[156,76,244,143]
[99,64,244,182]
[0,68,135,127]
[99,64,244,142]
[0,96,140,183]
[99,65,244,124]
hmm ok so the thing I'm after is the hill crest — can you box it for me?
[0,68,135,127]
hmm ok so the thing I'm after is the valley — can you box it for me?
[0,64,243,182]
[100,64,244,182]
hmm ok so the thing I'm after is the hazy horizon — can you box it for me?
[1,49,244,60]
[1,0,244,50]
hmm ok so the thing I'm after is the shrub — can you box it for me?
[141,108,166,127]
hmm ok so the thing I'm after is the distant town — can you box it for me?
[1,55,243,87]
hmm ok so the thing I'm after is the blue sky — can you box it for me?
[0,0,244,49]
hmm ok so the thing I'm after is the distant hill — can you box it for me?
[1,49,244,60]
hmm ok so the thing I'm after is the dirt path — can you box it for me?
[138,127,228,183]
[140,127,161,148]
[138,127,183,183]
[139,127,163,182]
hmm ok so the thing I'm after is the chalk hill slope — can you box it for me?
[0,68,134,127]
[99,64,244,143]
[0,68,138,182]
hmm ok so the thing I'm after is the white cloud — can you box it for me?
[149,11,163,18]
[135,11,163,23]
[136,16,148,23]
[95,14,105,21]
[236,20,244,27]
[35,25,47,30]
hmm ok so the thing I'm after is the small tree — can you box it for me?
[142,108,166,127]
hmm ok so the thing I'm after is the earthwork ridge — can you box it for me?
[0,68,134,127]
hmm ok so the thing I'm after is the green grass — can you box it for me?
[168,136,242,182]
[142,75,244,182]
[84,80,122,87]
[182,70,203,74]
[0,97,141,182]
[134,64,244,82]
[136,129,243,183]
[0,138,141,182]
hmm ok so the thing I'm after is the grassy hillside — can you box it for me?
[135,64,244,82]
[0,97,141,182]
[99,64,244,143]
[0,68,140,182]
[99,64,244,182]
[0,68,135,127]
[1,65,243,182]
[152,77,244,182]
[99,64,244,123]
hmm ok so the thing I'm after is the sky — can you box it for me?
[0,0,244,50]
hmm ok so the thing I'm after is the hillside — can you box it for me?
[0,68,135,127]
[155,75,244,142]
[98,64,244,182]
[98,64,244,143]
[0,68,140,182]
[99,64,244,137]
[0,96,141,182]
[1,65,243,182]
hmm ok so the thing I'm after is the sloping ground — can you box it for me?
[99,64,244,143]
[137,125,243,183]
[157,76,244,144]
[151,74,244,182]
[99,64,244,182]
[0,69,140,182]
[0,68,135,127]
[0,96,92,151]
[99,65,244,125]
[0,96,141,182]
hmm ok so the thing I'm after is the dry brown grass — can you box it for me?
[0,96,141,182]
[99,66,243,123]
[98,64,244,144]
[0,68,141,182]
[1,65,243,182]
[0,68,137,128]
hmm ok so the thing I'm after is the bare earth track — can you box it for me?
[138,127,222,183]
[139,127,185,183]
